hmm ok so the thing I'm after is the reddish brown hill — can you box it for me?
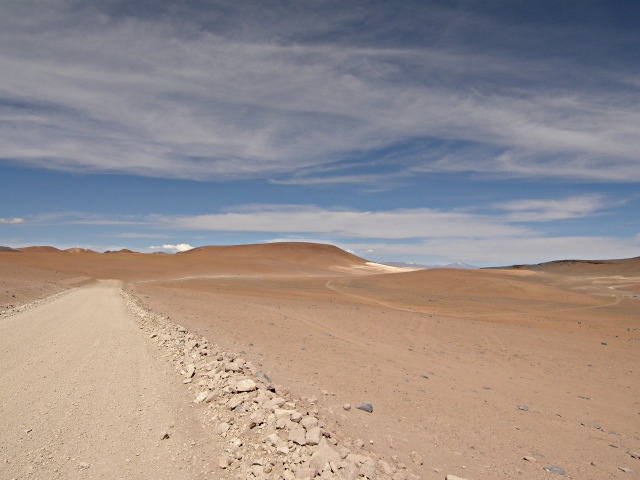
[0,242,377,281]
[17,246,61,253]
[180,242,369,272]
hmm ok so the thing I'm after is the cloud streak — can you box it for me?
[492,195,611,222]
[0,217,25,224]
[0,1,638,184]
[155,205,531,239]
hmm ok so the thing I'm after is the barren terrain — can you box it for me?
[1,244,638,479]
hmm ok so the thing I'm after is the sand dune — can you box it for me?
[1,243,638,479]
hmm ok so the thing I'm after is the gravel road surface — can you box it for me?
[0,280,215,480]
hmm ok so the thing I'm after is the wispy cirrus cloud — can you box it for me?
[493,194,612,222]
[153,205,531,239]
[0,1,638,184]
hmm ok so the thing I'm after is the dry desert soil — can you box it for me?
[1,243,638,480]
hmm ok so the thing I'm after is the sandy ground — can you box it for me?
[1,245,639,479]
[0,281,218,480]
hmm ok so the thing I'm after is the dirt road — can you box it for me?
[0,281,216,480]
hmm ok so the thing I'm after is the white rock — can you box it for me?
[306,426,321,445]
[309,440,341,473]
[266,433,280,446]
[288,426,307,445]
[300,416,319,430]
[234,378,257,392]
[249,412,265,427]
[228,396,244,410]
[194,391,208,403]
[216,422,230,436]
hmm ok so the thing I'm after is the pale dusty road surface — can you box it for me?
[0,281,216,480]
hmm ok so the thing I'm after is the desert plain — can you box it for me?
[1,242,638,480]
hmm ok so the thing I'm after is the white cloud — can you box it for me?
[150,243,193,253]
[494,194,610,222]
[155,205,530,239]
[0,2,638,183]
[0,217,25,224]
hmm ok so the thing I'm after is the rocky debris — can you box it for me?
[445,475,468,480]
[630,452,640,459]
[523,455,536,463]
[543,465,566,475]
[619,466,632,473]
[121,289,422,480]
[78,462,90,469]
[517,405,529,411]
[0,289,72,320]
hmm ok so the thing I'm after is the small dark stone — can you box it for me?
[356,402,373,413]
[601,342,607,346]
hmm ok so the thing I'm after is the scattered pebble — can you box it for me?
[523,456,536,463]
[343,403,352,411]
[518,405,529,411]
[356,402,373,413]
[543,465,566,475]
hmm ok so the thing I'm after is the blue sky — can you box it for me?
[1,0,638,266]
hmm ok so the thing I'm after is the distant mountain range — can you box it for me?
[384,261,479,270]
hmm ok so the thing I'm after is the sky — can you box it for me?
[1,0,639,267]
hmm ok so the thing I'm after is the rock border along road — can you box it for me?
[1,281,424,480]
